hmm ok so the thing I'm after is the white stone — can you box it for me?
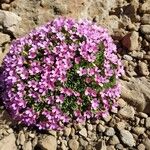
[38,135,57,150]
[120,130,136,147]
[146,117,150,129]
[0,133,17,150]
[79,128,87,137]
[23,141,32,150]
[141,25,150,34]
[119,105,135,119]
[68,139,79,150]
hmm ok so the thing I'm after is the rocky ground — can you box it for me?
[0,0,150,149]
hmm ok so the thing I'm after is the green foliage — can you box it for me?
[61,96,78,115]
[103,75,116,89]
[94,43,105,68]
[65,66,86,93]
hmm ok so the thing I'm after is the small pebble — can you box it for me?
[138,112,147,118]
[105,127,115,137]
[87,124,93,131]
[68,139,79,150]
[64,127,71,137]
[146,117,150,129]
[103,115,112,122]
[140,118,145,125]
[123,55,133,61]
[97,124,106,133]
[79,128,87,138]
[28,133,35,139]
[115,144,124,150]
[109,135,120,145]
[137,143,145,150]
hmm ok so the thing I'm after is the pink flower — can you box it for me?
[74,110,81,117]
[60,87,73,96]
[56,95,65,103]
[91,99,99,110]
[1,17,124,130]
[87,68,95,76]
[85,87,97,97]
[76,67,87,76]
[84,111,91,119]
[85,77,92,83]
[102,111,109,118]
[75,57,81,64]
[85,87,91,96]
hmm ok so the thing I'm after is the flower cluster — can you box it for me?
[0,18,124,130]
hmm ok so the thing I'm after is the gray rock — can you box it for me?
[109,135,120,145]
[97,124,106,133]
[138,61,149,76]
[105,127,115,137]
[115,144,124,150]
[79,128,87,138]
[140,118,145,125]
[18,131,26,146]
[48,130,57,137]
[140,1,150,13]
[0,10,22,33]
[87,124,93,131]
[140,25,150,34]
[133,133,139,141]
[141,14,150,24]
[120,77,150,112]
[64,127,71,137]
[28,133,35,139]
[88,131,97,141]
[116,121,126,130]
[132,127,145,135]
[107,145,115,150]
[145,35,150,42]
[0,133,17,150]
[146,117,150,129]
[138,112,148,118]
[100,15,121,34]
[68,139,79,150]
[1,3,10,10]
[0,32,10,45]
[0,44,10,66]
[38,135,57,150]
[23,141,32,150]
[70,128,75,137]
[86,145,93,150]
[75,123,83,130]
[143,138,150,150]
[137,143,145,150]
[32,137,38,149]
[117,98,127,108]
[119,105,135,119]
[103,115,112,123]
[120,130,136,147]
[123,55,133,61]
[130,51,144,59]
[2,0,12,4]
[79,138,88,147]
[135,117,140,126]
[97,140,107,150]
[61,140,68,150]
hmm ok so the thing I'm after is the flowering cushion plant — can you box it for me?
[0,18,124,130]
